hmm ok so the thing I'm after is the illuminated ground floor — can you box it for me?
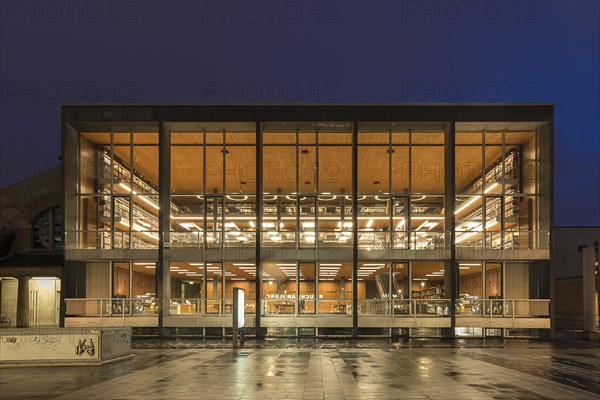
[64,258,550,338]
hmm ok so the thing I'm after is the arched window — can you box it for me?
[32,207,63,250]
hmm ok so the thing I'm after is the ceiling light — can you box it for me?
[318,194,337,201]
[233,263,255,266]
[484,182,499,193]
[366,219,373,228]
[319,263,342,266]
[226,195,248,201]
[454,196,481,215]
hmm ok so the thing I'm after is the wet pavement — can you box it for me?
[1,338,599,399]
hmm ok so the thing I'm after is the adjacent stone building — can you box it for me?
[0,166,63,327]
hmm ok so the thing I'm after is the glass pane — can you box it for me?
[206,263,223,313]
[319,146,352,194]
[391,146,409,194]
[318,262,351,314]
[411,262,445,300]
[391,263,409,299]
[358,146,389,194]
[262,261,296,315]
[225,145,256,194]
[132,141,158,194]
[263,146,296,194]
[507,130,538,194]
[299,263,316,314]
[171,144,203,195]
[205,146,223,193]
[113,262,130,298]
[411,143,444,194]
[459,262,483,299]
[411,196,444,250]
[225,262,256,314]
[358,262,388,299]
[298,145,316,194]
[485,263,502,299]
[455,144,483,194]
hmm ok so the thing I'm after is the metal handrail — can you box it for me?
[66,230,550,250]
[65,298,550,319]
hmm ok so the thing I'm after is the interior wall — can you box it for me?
[459,273,482,298]
[505,263,529,299]
[86,262,110,298]
[133,272,155,297]
[485,269,502,298]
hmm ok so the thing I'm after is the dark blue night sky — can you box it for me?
[1,0,598,226]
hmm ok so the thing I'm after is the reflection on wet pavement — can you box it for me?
[0,338,598,399]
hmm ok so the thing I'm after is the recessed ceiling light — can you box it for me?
[373,181,380,185]
[301,149,310,154]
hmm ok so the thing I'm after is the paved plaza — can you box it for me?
[1,339,599,400]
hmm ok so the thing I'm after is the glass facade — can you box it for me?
[63,105,552,337]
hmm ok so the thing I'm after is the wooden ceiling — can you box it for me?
[82,131,535,195]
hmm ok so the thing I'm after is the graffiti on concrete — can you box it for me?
[75,338,95,357]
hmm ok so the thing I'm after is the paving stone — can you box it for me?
[0,338,598,399]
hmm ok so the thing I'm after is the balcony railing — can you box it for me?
[455,299,550,318]
[65,230,550,250]
[65,298,158,317]
[261,299,352,316]
[65,230,160,249]
[356,299,549,318]
[65,298,549,319]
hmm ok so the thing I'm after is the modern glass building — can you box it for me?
[62,104,553,338]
